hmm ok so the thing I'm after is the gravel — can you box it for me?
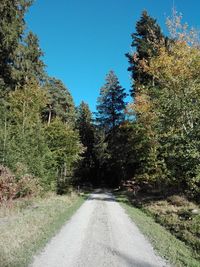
[30,191,169,267]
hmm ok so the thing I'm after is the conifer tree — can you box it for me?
[96,71,127,133]
[13,31,45,85]
[126,11,165,96]
[76,101,95,182]
[77,101,94,154]
[43,78,76,125]
[95,71,127,186]
[0,0,32,88]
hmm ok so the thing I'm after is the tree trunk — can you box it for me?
[3,115,7,163]
[48,108,52,126]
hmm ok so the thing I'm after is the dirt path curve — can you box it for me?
[30,191,169,267]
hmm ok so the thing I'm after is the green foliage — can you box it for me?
[43,77,76,125]
[96,70,127,132]
[0,1,81,195]
[1,0,199,202]
[0,0,33,88]
[76,101,95,182]
[3,80,55,188]
[94,71,128,186]
[12,31,45,85]
[45,118,84,193]
[126,10,166,96]
[147,40,200,196]
[126,12,200,198]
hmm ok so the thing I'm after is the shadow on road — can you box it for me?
[101,243,157,267]
[88,196,116,202]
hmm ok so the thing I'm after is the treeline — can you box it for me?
[0,1,199,200]
[0,0,83,198]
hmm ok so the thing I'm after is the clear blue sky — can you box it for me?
[26,0,200,111]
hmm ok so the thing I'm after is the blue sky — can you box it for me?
[26,0,200,111]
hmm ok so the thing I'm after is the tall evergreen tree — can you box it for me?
[76,101,95,182]
[126,10,165,96]
[95,71,127,186]
[0,0,32,89]
[77,101,94,153]
[96,70,127,133]
[43,78,76,125]
[12,31,45,85]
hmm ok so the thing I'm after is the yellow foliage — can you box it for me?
[148,42,200,87]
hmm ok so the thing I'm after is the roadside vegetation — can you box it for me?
[116,191,200,267]
[0,193,84,267]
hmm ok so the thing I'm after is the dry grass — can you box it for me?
[138,195,200,258]
[0,192,85,267]
[116,191,200,267]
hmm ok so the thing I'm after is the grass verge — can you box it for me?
[0,192,85,267]
[116,192,200,267]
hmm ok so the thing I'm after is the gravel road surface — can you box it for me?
[30,191,168,267]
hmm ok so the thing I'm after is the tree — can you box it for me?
[93,129,110,186]
[96,70,127,133]
[127,92,167,189]
[2,80,55,189]
[12,31,45,86]
[76,101,95,182]
[0,0,32,88]
[95,71,128,186]
[45,118,84,194]
[43,78,76,125]
[130,12,200,197]
[126,10,166,96]
[77,101,94,150]
[146,33,200,196]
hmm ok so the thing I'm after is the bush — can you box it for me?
[16,174,42,198]
[0,165,42,203]
[0,165,18,202]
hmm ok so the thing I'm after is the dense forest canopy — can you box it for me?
[0,1,199,201]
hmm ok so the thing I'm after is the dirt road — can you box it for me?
[30,191,168,267]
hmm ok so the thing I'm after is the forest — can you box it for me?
[0,0,200,202]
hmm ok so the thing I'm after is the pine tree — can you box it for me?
[95,71,127,186]
[76,101,95,182]
[12,31,45,85]
[96,71,127,133]
[126,10,165,96]
[43,78,76,125]
[77,101,94,153]
[0,0,32,88]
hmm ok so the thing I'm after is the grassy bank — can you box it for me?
[116,192,200,267]
[0,192,85,267]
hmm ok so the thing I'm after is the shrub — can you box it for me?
[0,165,42,203]
[16,174,42,198]
[0,165,18,202]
